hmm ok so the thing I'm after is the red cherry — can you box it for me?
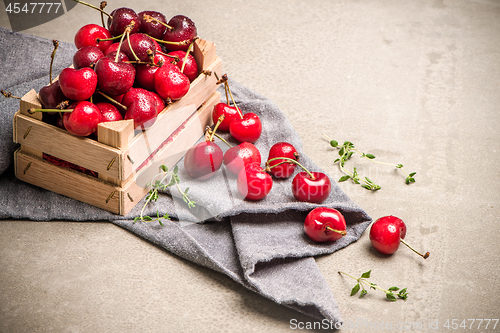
[223,142,261,175]
[184,141,223,180]
[74,24,112,52]
[104,42,120,55]
[237,162,273,200]
[58,67,97,101]
[267,142,299,178]
[122,88,159,129]
[120,33,156,63]
[107,7,141,37]
[229,112,262,143]
[63,101,102,136]
[73,45,104,69]
[154,63,190,101]
[369,216,430,258]
[292,172,331,204]
[135,53,168,91]
[162,15,197,52]
[212,103,240,132]
[94,57,136,96]
[95,102,123,122]
[168,50,198,82]
[138,10,168,39]
[38,81,65,109]
[304,207,347,242]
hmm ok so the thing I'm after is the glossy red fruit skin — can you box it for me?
[163,15,197,52]
[39,81,65,109]
[120,33,156,63]
[229,113,262,143]
[223,142,261,175]
[107,7,141,36]
[58,67,97,101]
[184,141,223,180]
[74,24,112,52]
[73,46,104,69]
[237,162,273,201]
[212,103,240,132]
[95,102,123,122]
[63,101,102,137]
[304,207,346,242]
[267,142,299,178]
[135,53,168,91]
[291,172,331,204]
[369,216,407,255]
[122,88,159,129]
[94,57,136,96]
[138,10,167,39]
[154,63,190,101]
[168,50,198,82]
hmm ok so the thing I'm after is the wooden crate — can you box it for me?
[12,39,222,216]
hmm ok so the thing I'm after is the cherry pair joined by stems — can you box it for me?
[212,74,262,143]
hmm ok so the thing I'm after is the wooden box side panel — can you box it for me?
[14,149,122,214]
[14,112,124,179]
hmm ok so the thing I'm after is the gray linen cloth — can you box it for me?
[0,27,372,324]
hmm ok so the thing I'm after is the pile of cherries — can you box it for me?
[37,2,200,136]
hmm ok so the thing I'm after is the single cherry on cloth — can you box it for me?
[63,101,102,137]
[183,116,225,180]
[58,67,98,101]
[267,142,299,178]
[304,207,347,242]
[265,156,331,203]
[229,112,262,143]
[223,142,261,175]
[237,162,273,201]
[369,216,430,259]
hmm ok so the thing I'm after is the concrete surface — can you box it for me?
[1,0,499,332]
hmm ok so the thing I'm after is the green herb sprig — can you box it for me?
[338,270,409,301]
[134,164,195,226]
[323,134,416,190]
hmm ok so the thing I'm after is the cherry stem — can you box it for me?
[400,238,430,259]
[96,35,122,43]
[209,115,225,142]
[325,225,347,236]
[99,1,107,27]
[266,157,316,180]
[97,91,128,110]
[114,30,128,63]
[72,0,111,18]
[142,14,173,30]
[125,29,140,62]
[148,35,193,46]
[49,40,59,84]
[1,90,21,99]
[29,108,73,114]
[180,41,195,73]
